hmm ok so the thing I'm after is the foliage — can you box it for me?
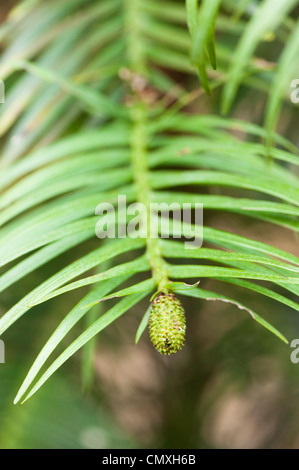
[0,0,298,405]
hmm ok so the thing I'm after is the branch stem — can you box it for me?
[124,0,169,292]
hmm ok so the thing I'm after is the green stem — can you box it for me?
[124,0,169,293]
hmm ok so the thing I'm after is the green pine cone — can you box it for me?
[148,291,186,355]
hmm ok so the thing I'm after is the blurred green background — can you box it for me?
[1,0,299,449]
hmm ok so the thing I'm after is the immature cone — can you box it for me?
[148,291,186,355]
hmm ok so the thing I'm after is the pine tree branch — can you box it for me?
[125,0,169,292]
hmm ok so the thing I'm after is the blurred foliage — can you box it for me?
[0,365,135,449]
[0,0,299,450]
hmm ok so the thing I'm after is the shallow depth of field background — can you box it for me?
[1,1,299,449]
